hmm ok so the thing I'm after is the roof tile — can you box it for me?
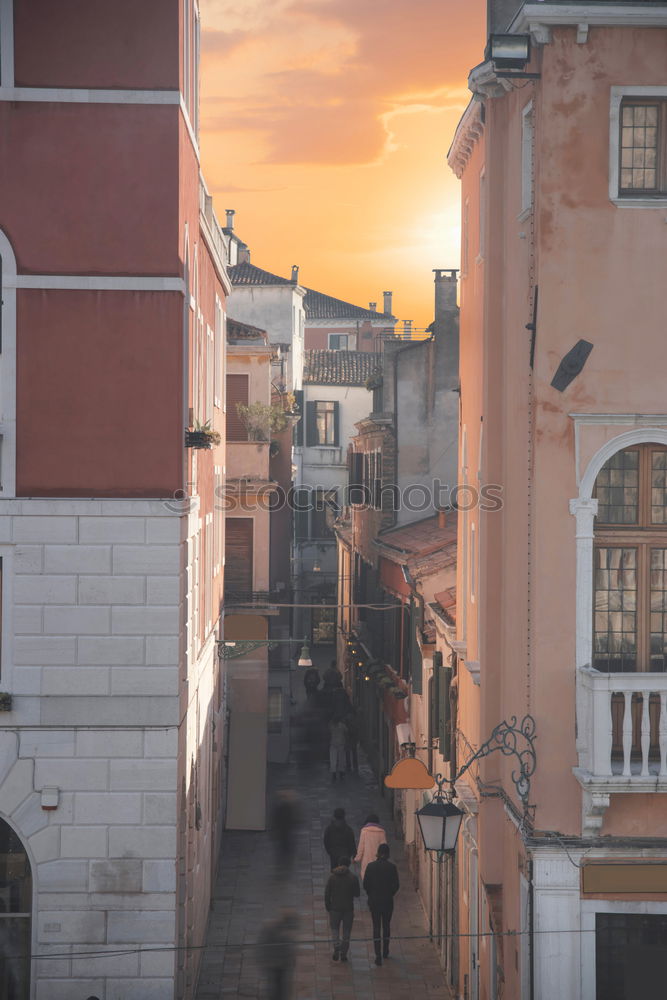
[303,349,381,386]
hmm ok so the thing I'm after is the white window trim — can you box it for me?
[0,230,17,497]
[519,101,534,221]
[609,86,667,207]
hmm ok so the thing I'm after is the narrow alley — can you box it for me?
[195,756,453,999]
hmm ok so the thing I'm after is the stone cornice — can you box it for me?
[512,3,667,43]
[447,99,485,179]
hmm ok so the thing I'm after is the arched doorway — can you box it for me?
[0,820,31,999]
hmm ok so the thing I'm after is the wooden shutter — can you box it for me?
[306,401,318,446]
[410,598,423,694]
[225,518,253,592]
[293,488,310,542]
[226,374,249,441]
[333,402,340,445]
[349,452,364,505]
[293,389,304,445]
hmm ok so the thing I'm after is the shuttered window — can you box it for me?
[224,518,253,593]
[226,374,249,441]
[431,650,452,761]
[293,389,304,446]
[410,598,423,695]
[349,452,365,505]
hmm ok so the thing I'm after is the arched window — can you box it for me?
[0,819,31,999]
[593,444,667,673]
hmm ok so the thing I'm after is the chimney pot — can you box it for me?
[369,302,377,312]
[434,269,459,316]
[291,265,299,283]
[225,209,235,231]
[438,509,447,529]
[239,246,251,264]
[383,291,393,316]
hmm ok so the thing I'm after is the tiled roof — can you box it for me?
[304,287,394,322]
[376,513,457,581]
[227,317,268,343]
[303,349,381,386]
[432,587,456,627]
[229,262,293,286]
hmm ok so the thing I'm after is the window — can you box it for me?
[619,100,666,196]
[224,518,253,595]
[329,334,349,350]
[214,299,223,409]
[610,88,667,203]
[306,400,339,446]
[593,445,667,672]
[520,101,534,218]
[226,374,249,441]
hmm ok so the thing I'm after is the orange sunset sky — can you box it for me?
[200,0,486,329]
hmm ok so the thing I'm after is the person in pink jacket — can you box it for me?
[354,814,387,880]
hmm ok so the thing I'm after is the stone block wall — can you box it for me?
[0,499,185,999]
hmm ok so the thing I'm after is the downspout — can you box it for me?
[528,857,535,1000]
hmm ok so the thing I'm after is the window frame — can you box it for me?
[328,334,349,350]
[593,444,667,672]
[609,86,667,206]
[313,400,338,446]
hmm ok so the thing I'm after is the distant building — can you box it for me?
[304,288,396,352]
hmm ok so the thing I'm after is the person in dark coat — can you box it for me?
[269,789,303,875]
[363,843,400,965]
[303,666,320,699]
[323,807,356,871]
[324,856,360,962]
[257,910,299,1000]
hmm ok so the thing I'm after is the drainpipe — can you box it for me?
[528,857,535,1000]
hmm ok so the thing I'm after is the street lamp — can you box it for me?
[415,777,464,857]
[297,641,312,668]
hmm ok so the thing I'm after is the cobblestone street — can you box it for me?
[195,756,453,999]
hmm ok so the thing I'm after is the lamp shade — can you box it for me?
[415,799,464,854]
[297,642,312,668]
[486,33,530,70]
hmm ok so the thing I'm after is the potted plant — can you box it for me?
[236,401,300,441]
[365,372,383,391]
[185,420,221,449]
[0,692,12,711]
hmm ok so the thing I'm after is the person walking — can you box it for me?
[323,807,356,871]
[257,909,299,1000]
[269,788,303,876]
[354,814,387,879]
[363,843,400,965]
[328,717,347,782]
[324,856,360,962]
[344,708,359,773]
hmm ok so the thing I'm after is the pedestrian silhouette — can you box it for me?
[324,855,360,962]
[257,910,299,1000]
[269,788,303,875]
[363,842,400,965]
[323,807,356,871]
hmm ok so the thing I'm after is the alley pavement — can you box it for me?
[195,754,453,999]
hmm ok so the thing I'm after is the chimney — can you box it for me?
[238,245,251,264]
[438,509,447,529]
[383,291,393,316]
[403,319,412,338]
[369,302,377,312]
[291,265,299,284]
[225,209,235,231]
[434,269,458,320]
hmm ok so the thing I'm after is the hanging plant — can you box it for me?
[185,420,221,449]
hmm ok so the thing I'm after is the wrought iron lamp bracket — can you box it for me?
[434,714,537,806]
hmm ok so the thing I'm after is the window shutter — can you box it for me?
[224,518,253,593]
[410,598,423,695]
[226,374,249,441]
[349,452,364,505]
[431,650,441,748]
[333,402,340,445]
[438,653,452,762]
[294,488,310,542]
[306,401,318,446]
[294,389,304,445]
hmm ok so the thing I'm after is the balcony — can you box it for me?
[226,440,270,481]
[575,666,667,833]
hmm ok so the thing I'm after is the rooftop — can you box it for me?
[303,349,381,386]
[304,287,394,322]
[227,317,268,343]
[376,513,457,581]
[229,262,294,287]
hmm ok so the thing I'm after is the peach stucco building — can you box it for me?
[0,2,231,997]
[447,2,667,998]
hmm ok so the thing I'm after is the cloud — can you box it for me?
[200,0,484,166]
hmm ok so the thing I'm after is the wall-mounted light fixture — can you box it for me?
[485,33,540,80]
